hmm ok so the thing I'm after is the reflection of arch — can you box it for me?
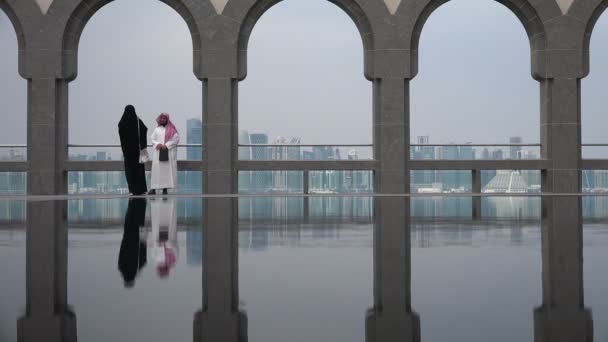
[411,0,546,79]
[583,1,608,75]
[237,0,374,80]
[61,0,201,81]
[0,1,26,76]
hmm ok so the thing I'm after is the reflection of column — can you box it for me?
[368,75,419,341]
[194,198,247,342]
[534,197,593,341]
[18,201,77,342]
[366,197,420,342]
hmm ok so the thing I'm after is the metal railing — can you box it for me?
[0,144,26,148]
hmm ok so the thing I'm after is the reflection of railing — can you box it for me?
[68,144,203,148]
[410,143,540,147]
[239,144,372,147]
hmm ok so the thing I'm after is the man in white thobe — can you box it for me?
[150,113,180,195]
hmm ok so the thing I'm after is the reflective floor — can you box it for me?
[0,196,605,342]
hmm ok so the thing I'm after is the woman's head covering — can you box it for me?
[119,105,137,128]
[156,113,178,143]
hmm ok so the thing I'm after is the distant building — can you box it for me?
[510,136,523,159]
[272,136,301,161]
[96,151,107,161]
[412,135,435,160]
[483,170,528,193]
[482,148,491,160]
[491,149,504,160]
[238,130,251,160]
[250,133,271,160]
[186,118,203,160]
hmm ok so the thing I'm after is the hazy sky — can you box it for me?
[0,0,607,146]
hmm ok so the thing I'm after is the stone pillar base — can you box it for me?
[366,308,420,342]
[17,311,76,342]
[534,306,593,342]
[193,310,248,342]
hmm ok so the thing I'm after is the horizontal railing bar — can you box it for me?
[582,144,608,147]
[63,160,204,172]
[236,160,378,171]
[0,162,28,172]
[0,145,26,148]
[409,159,551,170]
[582,160,608,170]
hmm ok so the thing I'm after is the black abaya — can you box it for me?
[118,105,148,195]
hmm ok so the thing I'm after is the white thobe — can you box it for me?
[150,126,179,190]
[150,198,179,266]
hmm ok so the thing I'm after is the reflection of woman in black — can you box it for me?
[118,198,148,288]
[118,105,148,195]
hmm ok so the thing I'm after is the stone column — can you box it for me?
[195,77,246,341]
[27,78,68,195]
[367,78,419,341]
[19,43,74,340]
[536,72,592,340]
[203,77,237,195]
[17,201,76,342]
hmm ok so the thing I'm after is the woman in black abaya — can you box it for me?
[118,105,148,195]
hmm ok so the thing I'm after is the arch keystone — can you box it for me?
[556,0,574,15]
[35,0,53,14]
[384,0,401,15]
[210,0,229,14]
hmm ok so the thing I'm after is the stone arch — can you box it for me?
[410,0,547,79]
[237,0,374,80]
[583,1,608,76]
[61,0,201,81]
[0,0,26,76]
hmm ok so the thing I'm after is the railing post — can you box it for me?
[303,170,310,220]
[472,169,482,220]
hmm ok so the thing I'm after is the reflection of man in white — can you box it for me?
[150,113,180,195]
[151,198,179,279]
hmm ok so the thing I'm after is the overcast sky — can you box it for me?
[0,0,607,146]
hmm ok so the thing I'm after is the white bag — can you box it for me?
[137,117,150,164]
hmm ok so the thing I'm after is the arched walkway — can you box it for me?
[411,0,539,155]
[239,0,372,155]
[0,9,26,159]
